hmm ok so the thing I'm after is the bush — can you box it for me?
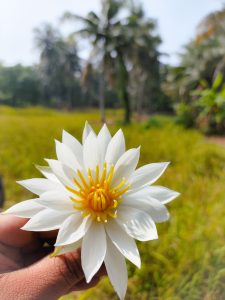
[175,102,196,128]
[175,73,225,134]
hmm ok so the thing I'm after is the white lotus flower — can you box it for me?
[4,122,179,300]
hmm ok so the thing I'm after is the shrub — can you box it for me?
[175,102,196,128]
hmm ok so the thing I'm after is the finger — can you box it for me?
[0,242,21,262]
[38,230,58,240]
[69,266,106,292]
[0,215,37,247]
[20,239,43,254]
[3,249,86,300]
[23,246,54,267]
[0,252,21,273]
[70,275,101,291]
[97,264,107,277]
[0,215,58,253]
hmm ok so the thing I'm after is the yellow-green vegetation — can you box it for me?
[0,106,225,300]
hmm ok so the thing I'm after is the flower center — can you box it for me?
[66,163,130,222]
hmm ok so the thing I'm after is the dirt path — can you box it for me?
[206,136,225,147]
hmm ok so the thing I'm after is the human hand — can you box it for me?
[0,215,105,300]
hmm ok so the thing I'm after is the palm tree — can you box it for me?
[62,0,162,123]
[62,0,123,122]
[113,4,162,115]
[34,24,80,108]
[34,24,62,105]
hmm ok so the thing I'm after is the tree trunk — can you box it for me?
[121,82,130,124]
[99,71,106,123]
[136,72,146,117]
[117,50,131,124]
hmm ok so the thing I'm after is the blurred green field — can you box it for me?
[0,106,225,300]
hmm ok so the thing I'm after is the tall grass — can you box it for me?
[0,107,224,300]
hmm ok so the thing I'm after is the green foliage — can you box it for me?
[0,64,41,106]
[175,102,196,128]
[172,73,225,133]
[0,107,224,299]
[144,115,175,129]
[212,72,223,89]
[163,6,225,123]
[194,73,225,133]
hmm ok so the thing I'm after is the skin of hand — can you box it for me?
[0,215,106,300]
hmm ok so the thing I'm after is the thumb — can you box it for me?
[4,250,87,300]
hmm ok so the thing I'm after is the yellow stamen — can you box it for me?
[114,184,130,198]
[95,165,99,184]
[112,199,118,208]
[93,193,98,210]
[82,211,90,217]
[73,178,83,190]
[73,205,84,210]
[68,162,130,223]
[113,178,126,191]
[108,211,117,219]
[77,170,88,188]
[100,193,106,210]
[88,168,94,186]
[50,247,61,257]
[66,185,80,196]
[100,162,107,185]
[80,190,87,197]
[70,196,82,203]
[107,165,114,185]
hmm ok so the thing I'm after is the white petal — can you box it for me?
[83,132,100,170]
[117,206,158,241]
[17,178,61,196]
[45,159,75,187]
[3,199,44,218]
[62,130,83,166]
[123,190,170,223]
[104,236,127,300]
[82,121,96,144]
[125,186,150,197]
[112,147,140,187]
[54,240,82,256]
[38,191,74,211]
[129,162,170,189]
[105,220,141,268]
[97,124,111,162]
[35,165,60,183]
[22,209,71,231]
[81,222,106,283]
[55,214,92,246]
[147,186,180,204]
[55,140,81,170]
[105,129,125,165]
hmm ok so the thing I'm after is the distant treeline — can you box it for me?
[0,63,119,109]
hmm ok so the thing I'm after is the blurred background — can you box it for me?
[0,0,225,299]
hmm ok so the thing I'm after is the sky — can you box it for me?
[0,0,224,66]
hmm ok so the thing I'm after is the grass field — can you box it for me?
[0,106,225,300]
